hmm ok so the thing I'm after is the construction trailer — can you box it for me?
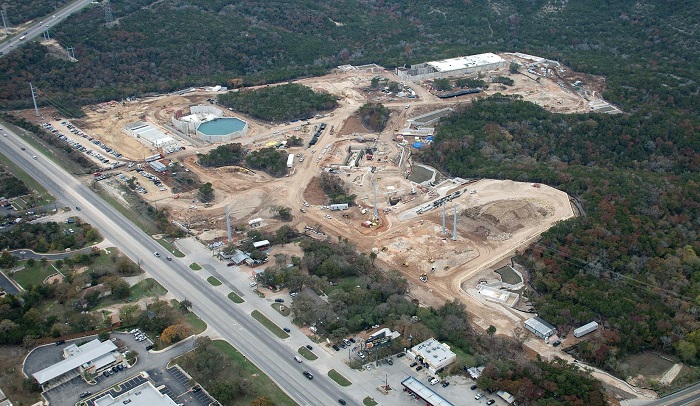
[573,321,599,338]
[329,203,349,211]
[287,153,295,168]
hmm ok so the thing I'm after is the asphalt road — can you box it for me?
[0,0,94,57]
[0,125,352,405]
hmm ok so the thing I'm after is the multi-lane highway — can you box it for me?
[0,128,355,404]
[0,0,94,57]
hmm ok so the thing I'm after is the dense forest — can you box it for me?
[358,102,391,132]
[0,166,30,199]
[0,0,696,116]
[1,0,69,26]
[217,84,338,122]
[420,96,700,372]
[198,143,245,167]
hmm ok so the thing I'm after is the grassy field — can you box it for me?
[128,278,167,301]
[207,276,222,286]
[0,149,54,206]
[228,292,244,303]
[211,340,297,406]
[94,183,160,235]
[272,302,291,316]
[189,262,202,270]
[328,369,352,387]
[251,310,289,339]
[11,261,58,288]
[363,397,378,406]
[184,311,207,334]
[298,346,318,360]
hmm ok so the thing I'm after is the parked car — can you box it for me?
[396,352,406,358]
[154,252,160,257]
[274,299,284,303]
[475,393,484,400]
[471,385,478,390]
[442,381,450,388]
[306,345,313,351]
[486,400,495,405]
[415,366,423,371]
[192,386,201,393]
[79,392,91,399]
[332,345,340,351]
[410,362,418,368]
[283,327,291,333]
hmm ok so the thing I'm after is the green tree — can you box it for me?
[509,62,521,74]
[0,250,17,268]
[198,182,215,203]
[433,78,452,91]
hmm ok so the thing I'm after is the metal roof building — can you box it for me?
[94,381,178,406]
[574,321,599,338]
[401,376,454,406]
[33,339,119,385]
[524,317,557,339]
[397,53,506,81]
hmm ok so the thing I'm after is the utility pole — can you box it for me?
[373,178,378,220]
[453,203,458,241]
[442,202,446,234]
[66,47,75,60]
[43,30,50,41]
[225,205,232,242]
[104,1,114,24]
[29,83,40,117]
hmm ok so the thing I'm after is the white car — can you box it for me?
[154,252,160,257]
[324,214,331,219]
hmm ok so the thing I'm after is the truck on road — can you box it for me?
[19,36,26,41]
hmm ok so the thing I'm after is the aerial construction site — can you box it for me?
[25,52,602,343]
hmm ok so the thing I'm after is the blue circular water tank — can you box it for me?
[413,141,424,149]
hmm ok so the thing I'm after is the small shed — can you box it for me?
[253,240,270,250]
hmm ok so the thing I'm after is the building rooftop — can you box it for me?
[94,381,178,406]
[525,317,556,335]
[426,53,504,72]
[253,240,270,248]
[33,339,118,384]
[410,338,455,366]
[401,376,454,406]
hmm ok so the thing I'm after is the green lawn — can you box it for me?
[328,369,352,387]
[228,292,244,303]
[211,340,297,406]
[251,310,289,339]
[363,397,378,406]
[128,278,167,301]
[298,346,318,361]
[207,276,222,286]
[189,262,202,270]
[184,311,207,334]
[11,261,58,288]
[272,302,291,316]
[254,289,265,298]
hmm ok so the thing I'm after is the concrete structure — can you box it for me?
[94,380,178,406]
[407,338,456,373]
[124,122,176,148]
[397,53,506,82]
[407,108,454,127]
[32,339,121,387]
[171,105,248,143]
[524,317,557,339]
[329,203,349,211]
[574,321,599,338]
[466,366,485,380]
[401,376,454,406]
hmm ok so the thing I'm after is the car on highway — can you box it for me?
[305,344,313,350]
[75,206,81,211]
[294,356,302,363]
[166,256,172,261]
[338,400,346,405]
[20,147,25,150]
[302,371,313,380]
[154,252,160,257]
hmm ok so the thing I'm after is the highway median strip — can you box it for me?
[189,262,202,270]
[207,276,222,286]
[228,292,244,303]
[251,310,289,339]
[327,369,352,387]
[298,346,318,360]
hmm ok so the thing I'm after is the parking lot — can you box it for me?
[83,374,148,406]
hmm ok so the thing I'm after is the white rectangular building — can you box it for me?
[397,53,506,81]
[524,317,557,339]
[574,321,599,338]
[408,338,456,373]
[95,381,178,406]
[287,154,295,168]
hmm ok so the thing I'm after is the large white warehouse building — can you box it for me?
[397,53,506,81]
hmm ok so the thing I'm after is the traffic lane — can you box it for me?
[0,132,349,406]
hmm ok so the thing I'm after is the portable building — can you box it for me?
[287,154,295,168]
[573,321,599,338]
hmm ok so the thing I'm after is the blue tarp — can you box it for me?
[413,142,424,149]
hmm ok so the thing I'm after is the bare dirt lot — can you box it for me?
[21,53,641,393]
